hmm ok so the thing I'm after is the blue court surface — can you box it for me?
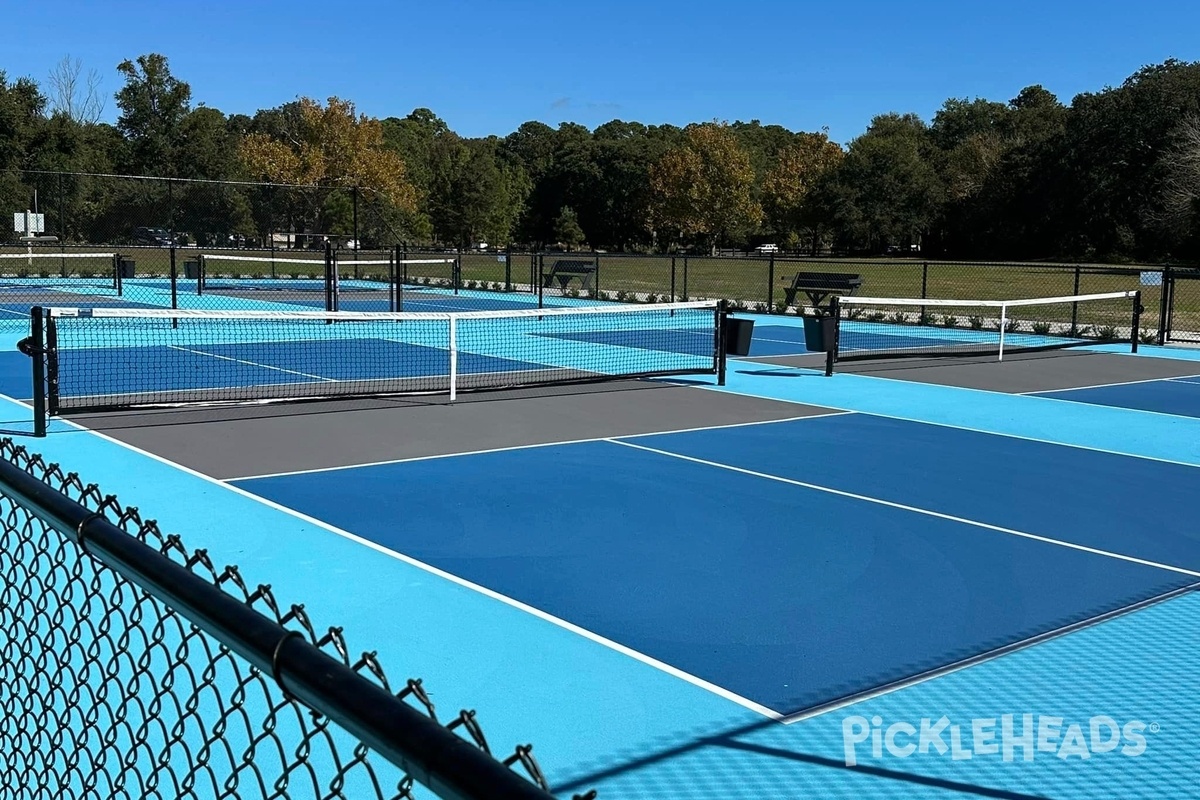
[1033,374,1200,418]
[231,413,1197,717]
[2,305,1198,800]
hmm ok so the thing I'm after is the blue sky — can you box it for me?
[4,0,1199,145]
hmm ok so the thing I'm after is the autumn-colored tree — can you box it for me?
[649,122,761,250]
[761,132,844,250]
[240,96,417,215]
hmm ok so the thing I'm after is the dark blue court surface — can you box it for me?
[1035,376,1200,418]
[234,413,1197,716]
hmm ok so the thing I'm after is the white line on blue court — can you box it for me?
[712,369,1200,471]
[607,438,1200,579]
[1018,373,1200,395]
[1,395,786,722]
[1170,376,1200,386]
[166,344,339,382]
[225,411,854,482]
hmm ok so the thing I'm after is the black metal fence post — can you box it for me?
[1131,290,1143,353]
[767,254,775,311]
[1158,267,1172,344]
[1071,266,1081,332]
[391,244,400,312]
[505,245,512,291]
[670,256,676,302]
[170,244,178,312]
[594,253,601,298]
[716,300,727,386]
[920,262,929,321]
[537,253,544,308]
[352,186,359,278]
[683,256,689,300]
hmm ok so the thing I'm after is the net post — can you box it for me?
[716,300,727,386]
[998,303,1008,361]
[825,295,838,377]
[1131,290,1143,353]
[30,307,46,438]
[45,312,59,417]
[448,316,458,401]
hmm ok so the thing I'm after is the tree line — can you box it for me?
[3,53,1200,262]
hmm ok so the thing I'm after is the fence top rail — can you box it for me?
[0,440,571,800]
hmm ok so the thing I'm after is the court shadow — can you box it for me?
[736,368,823,378]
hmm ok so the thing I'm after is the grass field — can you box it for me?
[3,244,1196,337]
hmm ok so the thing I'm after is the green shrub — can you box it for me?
[615,290,628,302]
[941,315,958,327]
[868,311,887,323]
[1096,325,1119,340]
[887,311,907,325]
[968,315,984,329]
[1139,331,1158,344]
[1032,321,1053,336]
[917,312,934,326]
[775,301,789,315]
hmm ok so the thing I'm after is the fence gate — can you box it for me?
[1162,268,1200,343]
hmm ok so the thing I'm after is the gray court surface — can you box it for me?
[76,381,834,480]
[741,350,1200,394]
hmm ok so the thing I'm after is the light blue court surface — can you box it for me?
[4,312,1200,798]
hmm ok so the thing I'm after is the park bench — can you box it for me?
[781,271,863,312]
[542,259,598,292]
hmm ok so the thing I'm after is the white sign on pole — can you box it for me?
[1140,271,1163,287]
[13,211,45,234]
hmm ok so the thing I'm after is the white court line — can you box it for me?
[715,368,1200,471]
[167,344,338,383]
[0,393,783,722]
[607,439,1200,579]
[1019,373,1200,395]
[1169,377,1200,386]
[227,411,852,482]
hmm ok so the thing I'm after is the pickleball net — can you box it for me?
[30,301,724,417]
[834,290,1144,362]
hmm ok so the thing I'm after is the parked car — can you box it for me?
[132,227,179,247]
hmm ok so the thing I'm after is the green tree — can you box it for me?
[826,113,943,253]
[761,131,844,252]
[239,96,418,241]
[115,54,192,176]
[553,205,585,248]
[649,122,762,251]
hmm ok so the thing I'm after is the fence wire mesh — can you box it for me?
[4,169,1194,342]
[0,438,584,800]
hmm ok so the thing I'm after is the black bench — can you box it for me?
[781,271,863,311]
[543,259,598,291]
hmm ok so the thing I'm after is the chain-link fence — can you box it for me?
[5,169,1197,342]
[0,438,591,800]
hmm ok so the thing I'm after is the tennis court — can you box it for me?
[1,297,1197,799]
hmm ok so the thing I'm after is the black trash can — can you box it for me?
[118,258,136,279]
[183,260,200,279]
[803,315,836,352]
[723,316,755,357]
